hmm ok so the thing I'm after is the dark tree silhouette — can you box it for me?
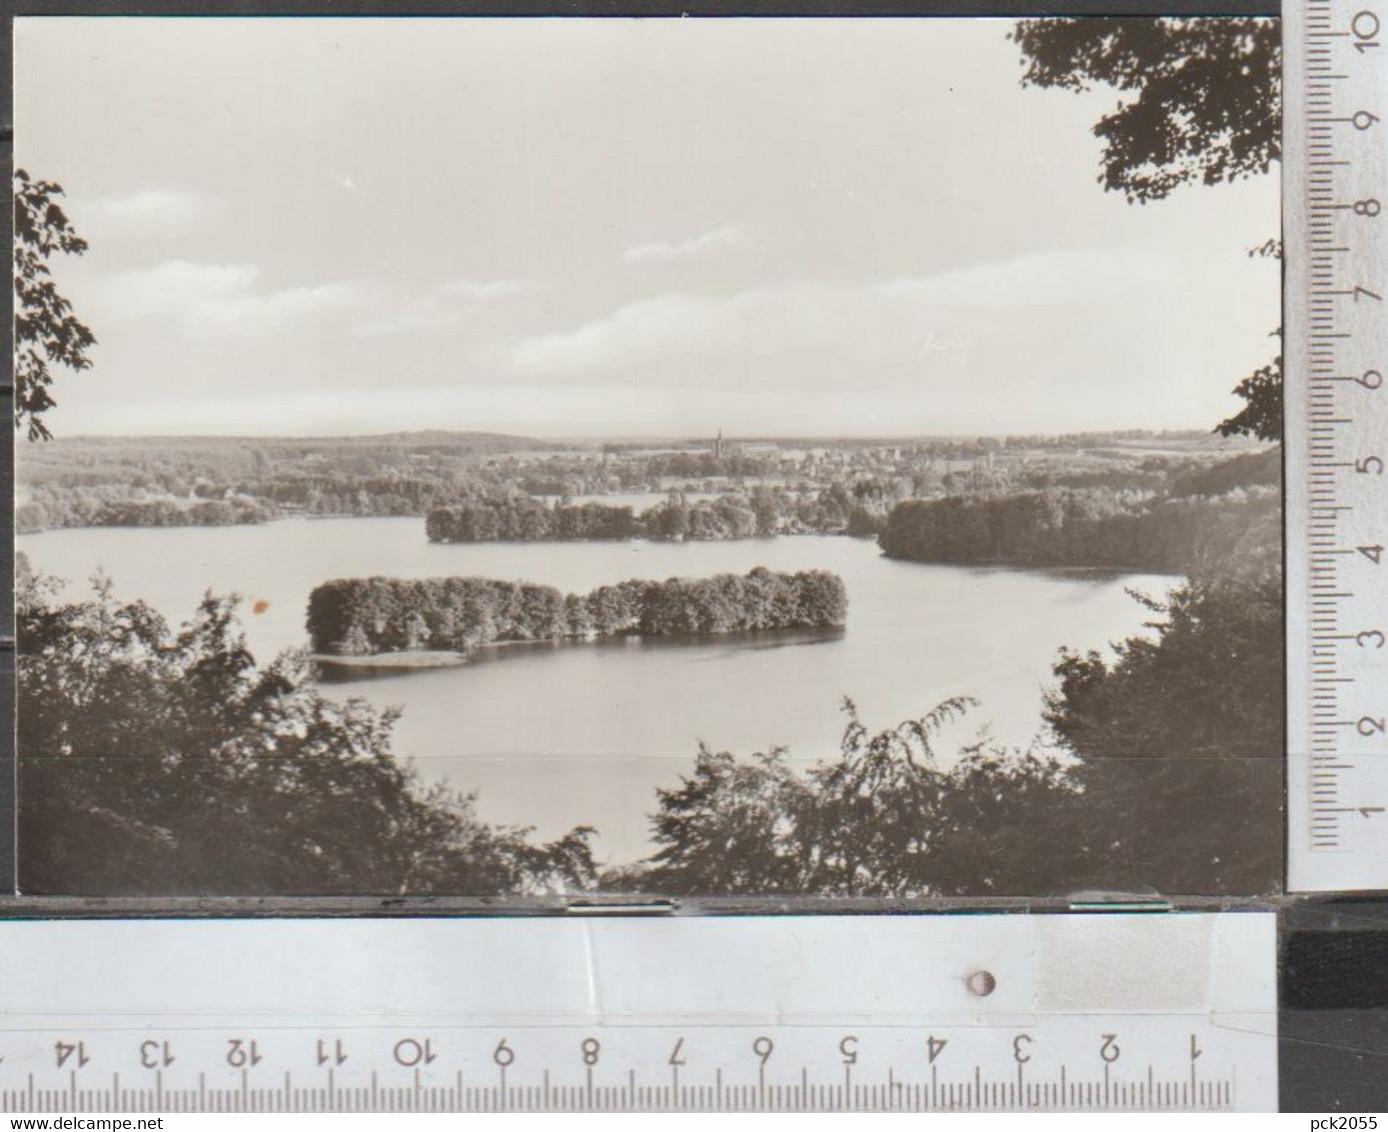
[608,697,1093,898]
[1011,18,1280,201]
[14,170,96,441]
[1045,562,1284,895]
[1012,18,1282,441]
[879,479,1279,572]
[17,574,596,895]
[1214,354,1283,442]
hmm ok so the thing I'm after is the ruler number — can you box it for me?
[1356,369,1383,390]
[1354,9,1381,50]
[752,1036,774,1066]
[226,1038,263,1068]
[493,1039,515,1067]
[1100,1034,1121,1063]
[1355,199,1381,216]
[138,1040,174,1069]
[1358,629,1386,647]
[668,1037,687,1066]
[580,1037,601,1066]
[927,1036,947,1064]
[1356,455,1384,473]
[393,1038,435,1067]
[316,1038,347,1067]
[55,1040,90,1069]
[1358,715,1386,735]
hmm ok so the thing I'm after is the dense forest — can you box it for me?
[426,498,639,542]
[16,433,536,532]
[307,568,850,656]
[425,493,802,542]
[880,449,1279,572]
[17,575,597,895]
[17,492,274,532]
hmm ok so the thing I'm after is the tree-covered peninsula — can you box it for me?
[425,494,805,543]
[307,568,849,657]
[879,482,1277,573]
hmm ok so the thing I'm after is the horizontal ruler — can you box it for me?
[1288,0,1388,888]
[0,914,1277,1113]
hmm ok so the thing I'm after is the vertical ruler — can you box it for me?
[1288,0,1388,891]
[0,915,1277,1113]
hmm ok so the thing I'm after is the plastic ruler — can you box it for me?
[1287,0,1388,890]
[0,914,1277,1113]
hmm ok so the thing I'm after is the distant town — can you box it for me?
[16,427,1267,535]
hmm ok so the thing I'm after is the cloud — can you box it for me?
[623,224,745,265]
[101,259,362,338]
[520,249,1143,381]
[505,245,1279,434]
[879,248,1150,309]
[354,276,532,337]
[509,281,964,391]
[88,188,212,236]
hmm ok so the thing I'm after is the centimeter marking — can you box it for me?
[0,1067,1233,1114]
[1289,0,1388,891]
[0,915,1278,1113]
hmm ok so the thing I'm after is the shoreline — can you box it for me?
[314,649,468,672]
[313,623,852,677]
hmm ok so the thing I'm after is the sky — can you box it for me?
[15,17,1280,439]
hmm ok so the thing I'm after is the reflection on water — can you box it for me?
[17,517,1173,864]
[315,626,848,683]
[692,625,848,656]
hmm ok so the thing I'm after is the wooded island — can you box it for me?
[307,568,849,656]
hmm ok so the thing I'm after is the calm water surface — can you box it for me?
[18,518,1170,865]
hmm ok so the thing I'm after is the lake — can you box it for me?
[17,518,1171,867]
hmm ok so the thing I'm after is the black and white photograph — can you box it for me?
[13,15,1283,899]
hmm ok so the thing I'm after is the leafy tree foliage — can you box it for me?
[427,500,637,542]
[1011,18,1279,201]
[880,483,1278,571]
[18,576,596,895]
[641,496,759,540]
[1214,355,1283,443]
[609,698,1086,897]
[1045,562,1283,894]
[1167,446,1280,496]
[14,171,96,441]
[1011,19,1282,440]
[426,492,880,544]
[307,568,849,655]
[18,495,273,534]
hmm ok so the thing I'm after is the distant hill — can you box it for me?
[37,431,561,455]
[1169,447,1282,497]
